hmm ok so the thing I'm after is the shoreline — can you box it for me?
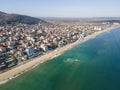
[0,25,120,85]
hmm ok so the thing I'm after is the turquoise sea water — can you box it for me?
[0,28,120,90]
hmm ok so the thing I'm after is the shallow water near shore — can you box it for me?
[0,28,120,90]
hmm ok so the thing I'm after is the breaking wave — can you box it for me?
[63,58,80,63]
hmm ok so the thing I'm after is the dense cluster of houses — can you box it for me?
[0,22,112,70]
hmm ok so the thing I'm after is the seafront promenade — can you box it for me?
[0,25,119,84]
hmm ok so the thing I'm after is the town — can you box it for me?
[0,22,117,70]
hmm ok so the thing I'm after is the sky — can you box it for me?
[0,0,120,17]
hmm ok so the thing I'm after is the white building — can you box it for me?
[94,27,102,31]
[40,43,48,52]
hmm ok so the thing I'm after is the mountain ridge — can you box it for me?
[0,11,47,25]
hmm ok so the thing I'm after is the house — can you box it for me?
[0,45,6,53]
[40,43,48,52]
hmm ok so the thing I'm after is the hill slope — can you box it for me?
[0,11,46,25]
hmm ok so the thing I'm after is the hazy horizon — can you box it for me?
[0,0,120,17]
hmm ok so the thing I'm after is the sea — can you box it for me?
[0,27,120,90]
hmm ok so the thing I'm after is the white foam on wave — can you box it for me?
[51,53,62,59]
[63,58,80,63]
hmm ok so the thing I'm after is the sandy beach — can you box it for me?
[0,25,119,84]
